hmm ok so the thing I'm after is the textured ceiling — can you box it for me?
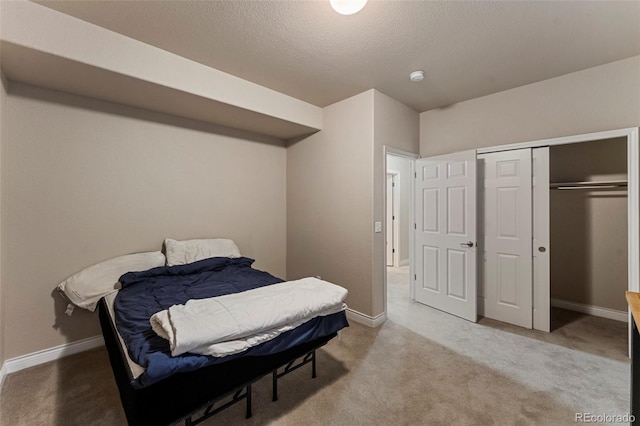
[34,0,640,112]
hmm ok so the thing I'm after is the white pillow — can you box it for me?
[57,251,166,312]
[164,238,241,266]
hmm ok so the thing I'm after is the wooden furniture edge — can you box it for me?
[626,291,640,328]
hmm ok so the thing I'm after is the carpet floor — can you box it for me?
[0,267,630,425]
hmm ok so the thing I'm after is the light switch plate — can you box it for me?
[374,221,382,233]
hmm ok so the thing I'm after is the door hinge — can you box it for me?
[414,274,417,280]
[392,249,395,253]
[414,223,417,229]
[414,172,417,178]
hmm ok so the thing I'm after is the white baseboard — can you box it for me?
[0,360,7,394]
[3,335,104,378]
[346,308,387,328]
[551,298,628,323]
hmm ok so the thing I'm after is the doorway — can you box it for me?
[384,149,418,320]
[547,138,629,330]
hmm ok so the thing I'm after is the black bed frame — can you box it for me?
[98,300,336,425]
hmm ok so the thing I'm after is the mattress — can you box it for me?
[113,256,349,388]
[104,289,348,384]
[104,292,144,380]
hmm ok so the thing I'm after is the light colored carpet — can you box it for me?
[0,267,629,425]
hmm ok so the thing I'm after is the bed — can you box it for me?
[57,239,349,425]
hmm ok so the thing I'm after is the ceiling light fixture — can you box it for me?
[409,70,425,82]
[330,0,368,15]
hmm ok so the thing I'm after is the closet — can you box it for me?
[477,137,628,331]
[413,129,637,334]
[548,138,628,326]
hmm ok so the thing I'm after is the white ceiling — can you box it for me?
[35,0,640,112]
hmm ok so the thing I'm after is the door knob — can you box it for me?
[460,241,475,248]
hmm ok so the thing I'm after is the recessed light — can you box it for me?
[409,70,425,82]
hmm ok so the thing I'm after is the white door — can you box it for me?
[478,149,533,329]
[414,150,477,322]
[532,147,550,332]
[386,174,395,267]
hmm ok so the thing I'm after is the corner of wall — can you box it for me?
[286,90,375,316]
[371,92,420,317]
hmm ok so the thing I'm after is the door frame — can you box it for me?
[384,147,419,309]
[386,171,401,267]
[531,147,550,332]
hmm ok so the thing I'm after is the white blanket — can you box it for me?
[150,277,348,357]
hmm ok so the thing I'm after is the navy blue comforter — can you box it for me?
[114,257,348,388]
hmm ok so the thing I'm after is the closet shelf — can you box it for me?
[550,180,628,190]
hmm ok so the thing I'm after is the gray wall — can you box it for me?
[287,91,375,316]
[550,138,628,311]
[2,82,287,359]
[288,90,419,319]
[420,56,640,156]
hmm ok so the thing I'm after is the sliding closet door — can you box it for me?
[414,150,477,322]
[532,147,550,332]
[479,149,533,329]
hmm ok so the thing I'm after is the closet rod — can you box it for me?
[550,180,628,190]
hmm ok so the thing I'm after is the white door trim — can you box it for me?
[628,129,639,295]
[386,171,401,267]
[477,128,638,154]
[532,147,550,332]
